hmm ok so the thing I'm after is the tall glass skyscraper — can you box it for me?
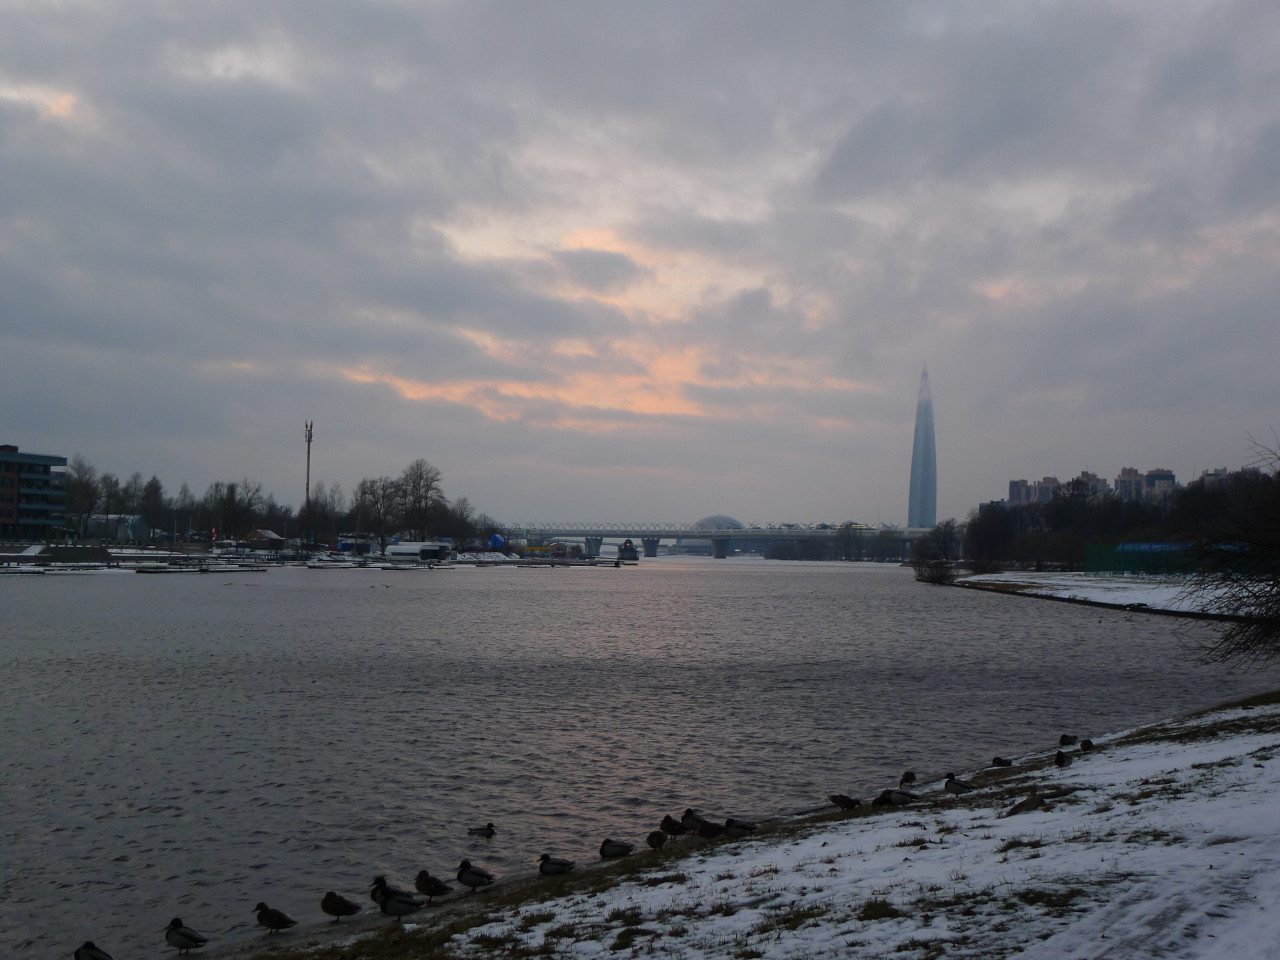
[908,367,936,529]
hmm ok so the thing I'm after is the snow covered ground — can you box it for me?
[419,695,1280,960]
[958,571,1207,614]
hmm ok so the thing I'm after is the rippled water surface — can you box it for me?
[0,559,1267,957]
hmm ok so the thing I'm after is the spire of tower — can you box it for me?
[908,367,937,529]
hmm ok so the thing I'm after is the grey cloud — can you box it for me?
[551,248,649,292]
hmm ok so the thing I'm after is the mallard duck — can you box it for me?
[828,793,861,810]
[1004,786,1044,817]
[538,853,576,875]
[724,818,758,840]
[991,756,1014,767]
[696,818,725,840]
[944,773,974,795]
[370,875,416,902]
[378,891,423,922]
[74,943,114,960]
[457,859,495,892]
[415,869,452,903]
[599,838,633,858]
[1080,738,1095,752]
[164,918,208,954]
[646,830,667,850]
[680,808,707,833]
[871,788,918,808]
[1055,750,1073,768]
[371,876,423,922]
[320,891,361,923]
[1059,734,1078,747]
[467,822,496,838]
[899,771,917,789]
[659,814,687,836]
[253,902,297,933]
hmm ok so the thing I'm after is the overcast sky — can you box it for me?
[3,0,1277,526]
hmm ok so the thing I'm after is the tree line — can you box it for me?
[911,452,1280,668]
[906,466,1276,572]
[61,455,501,552]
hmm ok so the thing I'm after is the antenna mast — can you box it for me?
[304,420,313,551]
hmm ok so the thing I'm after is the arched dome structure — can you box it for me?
[692,514,745,530]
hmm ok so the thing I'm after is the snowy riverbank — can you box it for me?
[956,571,1208,614]
[239,689,1280,960]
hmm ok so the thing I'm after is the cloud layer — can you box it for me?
[3,0,1278,524]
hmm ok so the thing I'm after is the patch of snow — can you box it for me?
[960,572,1211,613]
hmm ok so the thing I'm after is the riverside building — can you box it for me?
[0,444,67,540]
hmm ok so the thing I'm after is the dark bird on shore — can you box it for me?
[74,942,114,960]
[370,875,417,904]
[696,818,725,840]
[899,771,917,789]
[829,793,861,810]
[600,838,634,858]
[371,877,423,922]
[457,860,495,892]
[1004,786,1044,817]
[1080,738,1095,752]
[253,902,297,934]
[1055,750,1073,768]
[164,918,208,954]
[724,818,758,840]
[1059,734,1078,747]
[321,891,361,923]
[991,756,1014,767]
[646,830,668,850]
[871,789,918,808]
[680,808,708,833]
[660,814,688,836]
[944,773,974,795]
[415,870,452,903]
[538,853,575,875]
[468,822,496,838]
[377,892,423,923]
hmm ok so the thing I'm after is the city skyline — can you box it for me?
[3,2,1277,526]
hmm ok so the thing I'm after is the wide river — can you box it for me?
[0,558,1269,957]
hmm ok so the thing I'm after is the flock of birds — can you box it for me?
[72,734,1091,960]
[828,732,1095,813]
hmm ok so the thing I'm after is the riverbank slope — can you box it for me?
[229,689,1280,960]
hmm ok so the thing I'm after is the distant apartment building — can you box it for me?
[1113,467,1143,501]
[1004,466,1182,507]
[1111,467,1178,502]
[0,444,67,540]
[1008,476,1060,505]
[1075,471,1112,497]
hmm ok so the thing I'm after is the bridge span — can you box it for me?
[499,522,914,559]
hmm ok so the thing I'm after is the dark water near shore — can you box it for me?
[0,559,1267,957]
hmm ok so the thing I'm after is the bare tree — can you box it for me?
[400,459,443,541]
[1179,442,1280,667]
[99,472,122,541]
[142,476,165,534]
[172,482,196,538]
[64,454,101,538]
[357,476,403,554]
[121,472,145,515]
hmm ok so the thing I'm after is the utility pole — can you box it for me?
[304,420,313,553]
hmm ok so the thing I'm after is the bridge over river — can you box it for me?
[499,522,917,559]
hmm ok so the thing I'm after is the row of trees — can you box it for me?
[953,467,1276,571]
[912,450,1280,667]
[61,455,500,552]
